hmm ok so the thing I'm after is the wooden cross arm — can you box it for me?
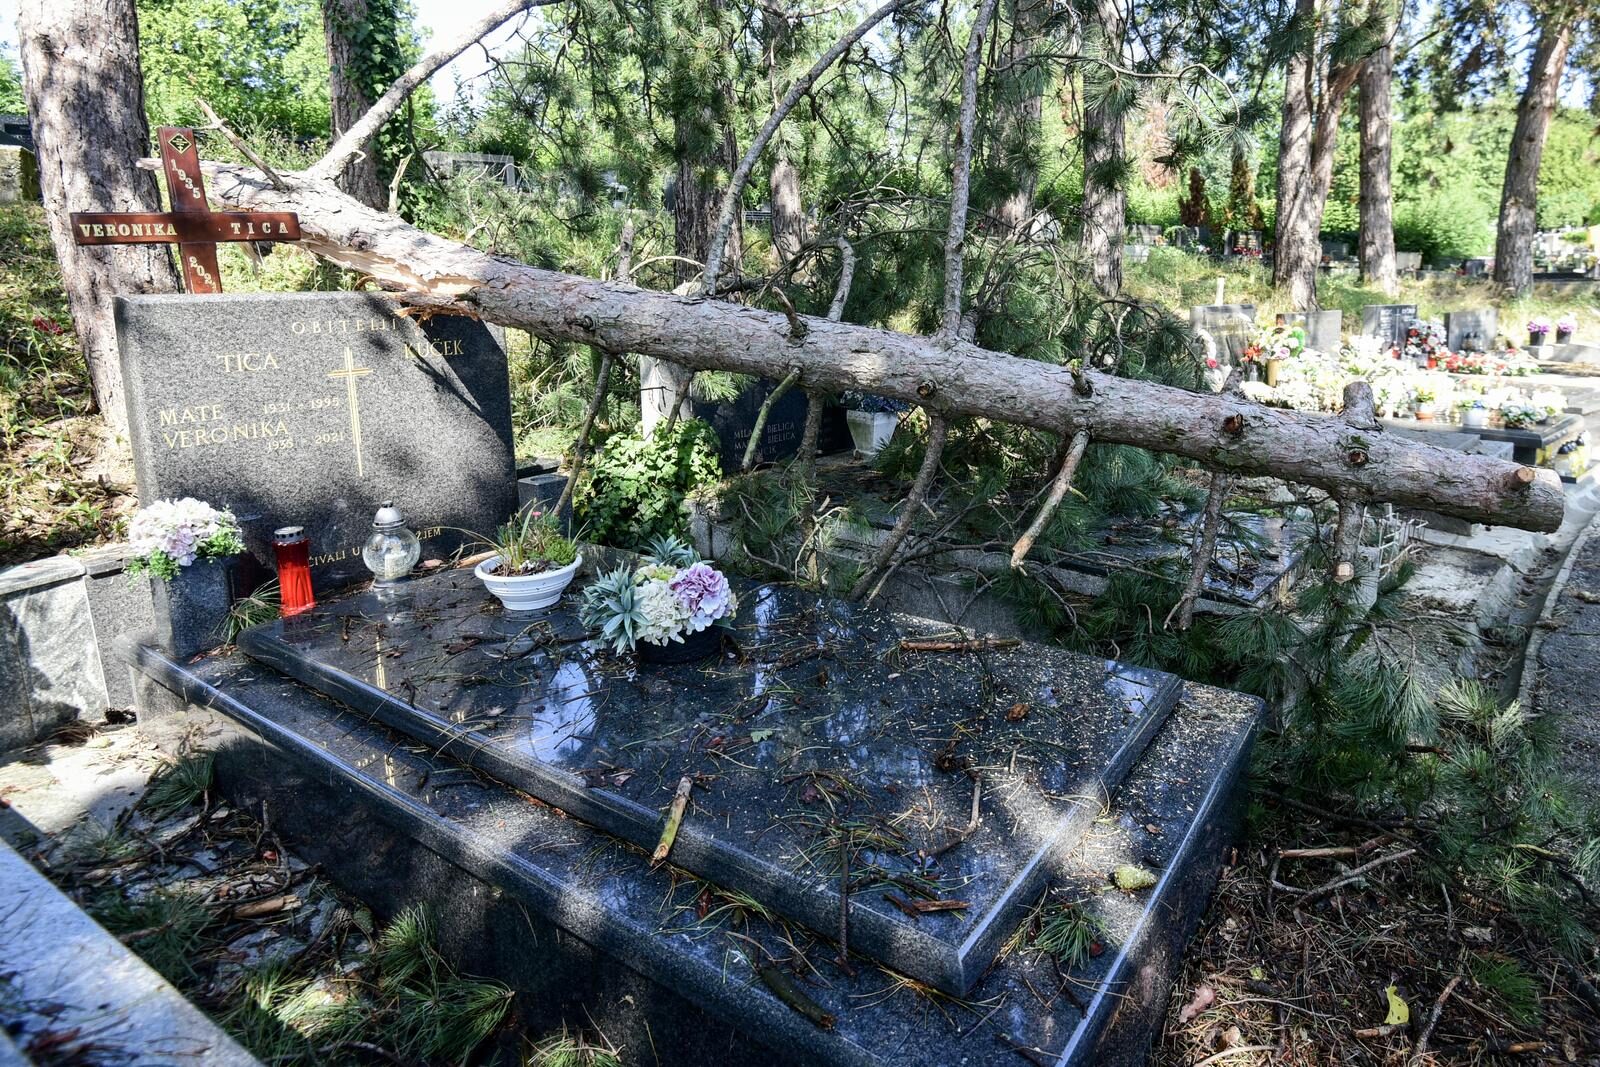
[69,211,301,245]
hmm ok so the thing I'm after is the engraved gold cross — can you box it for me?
[327,346,373,477]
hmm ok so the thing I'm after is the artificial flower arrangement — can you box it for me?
[1398,320,1450,367]
[1527,318,1551,338]
[579,534,738,656]
[125,498,246,581]
[1256,322,1308,362]
[840,391,910,414]
[1499,401,1544,429]
[1558,317,1578,341]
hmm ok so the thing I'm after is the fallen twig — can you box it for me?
[898,637,1020,653]
[758,964,835,1030]
[651,776,694,865]
[1411,973,1461,1062]
[1296,848,1417,906]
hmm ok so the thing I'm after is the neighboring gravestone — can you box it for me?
[1395,252,1422,272]
[1445,308,1497,352]
[1361,303,1418,348]
[0,147,20,205]
[116,292,517,587]
[1281,309,1342,353]
[1320,239,1351,260]
[691,377,850,470]
[1190,304,1257,364]
[1129,224,1162,243]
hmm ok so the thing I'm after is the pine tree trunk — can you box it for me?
[1493,18,1572,297]
[769,151,806,266]
[1079,0,1127,295]
[1272,0,1319,310]
[17,0,180,437]
[323,0,386,209]
[1358,38,1397,296]
[994,0,1047,234]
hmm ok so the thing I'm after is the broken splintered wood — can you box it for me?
[651,775,694,865]
[882,894,972,919]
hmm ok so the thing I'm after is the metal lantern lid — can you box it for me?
[273,525,305,541]
[371,501,407,531]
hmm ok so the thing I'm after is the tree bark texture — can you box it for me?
[184,160,1567,532]
[1493,18,1573,297]
[17,0,181,437]
[1079,0,1128,296]
[994,0,1049,234]
[1272,0,1364,310]
[769,152,807,267]
[1357,38,1397,296]
[322,0,387,209]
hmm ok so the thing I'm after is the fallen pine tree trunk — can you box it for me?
[181,160,1565,533]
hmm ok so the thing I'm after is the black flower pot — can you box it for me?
[637,627,722,665]
[149,555,238,659]
[1530,331,1544,347]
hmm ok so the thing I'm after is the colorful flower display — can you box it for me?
[125,498,246,581]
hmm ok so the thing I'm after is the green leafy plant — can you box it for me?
[644,532,698,567]
[578,566,647,653]
[471,508,578,576]
[576,419,722,550]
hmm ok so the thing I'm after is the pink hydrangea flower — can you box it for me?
[669,562,737,633]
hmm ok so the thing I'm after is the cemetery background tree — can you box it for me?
[1271,0,1376,309]
[1356,0,1397,294]
[1080,0,1131,295]
[322,0,416,209]
[0,48,24,114]
[1491,3,1583,296]
[17,0,180,437]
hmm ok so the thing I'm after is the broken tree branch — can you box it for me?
[850,414,948,600]
[176,162,1566,532]
[309,0,549,183]
[1166,473,1233,630]
[1010,430,1090,567]
[703,0,907,292]
[651,775,694,865]
[554,350,615,516]
[742,365,803,472]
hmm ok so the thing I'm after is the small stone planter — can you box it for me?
[846,410,899,458]
[475,554,582,613]
[150,556,238,660]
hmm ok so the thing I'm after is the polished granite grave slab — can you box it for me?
[132,644,1260,1066]
[238,569,1182,995]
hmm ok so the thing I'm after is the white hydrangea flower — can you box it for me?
[635,577,692,645]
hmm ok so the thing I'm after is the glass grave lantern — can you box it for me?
[362,501,421,584]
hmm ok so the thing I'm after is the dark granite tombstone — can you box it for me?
[239,571,1187,996]
[1361,303,1418,348]
[1281,309,1342,352]
[1320,238,1350,260]
[1190,303,1257,364]
[116,292,517,588]
[692,378,849,470]
[1444,308,1497,352]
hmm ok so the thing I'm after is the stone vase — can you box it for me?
[846,410,899,459]
[150,556,238,660]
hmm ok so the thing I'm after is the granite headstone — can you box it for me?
[117,292,517,588]
[1190,304,1257,364]
[1445,308,1497,352]
[1361,303,1418,348]
[691,377,850,470]
[1280,309,1342,353]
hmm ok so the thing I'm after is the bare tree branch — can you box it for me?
[850,414,949,600]
[309,0,552,183]
[1009,430,1089,567]
[941,0,1002,339]
[703,0,907,292]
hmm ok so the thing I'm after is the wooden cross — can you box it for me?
[69,126,302,294]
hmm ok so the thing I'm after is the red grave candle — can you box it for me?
[273,526,315,615]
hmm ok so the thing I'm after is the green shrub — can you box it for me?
[1394,184,1497,265]
[576,419,722,550]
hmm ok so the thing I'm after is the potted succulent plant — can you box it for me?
[471,509,581,612]
[126,498,246,659]
[578,535,738,664]
[841,392,907,458]
[1557,317,1577,344]
[1527,318,1551,347]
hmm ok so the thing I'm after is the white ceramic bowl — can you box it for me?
[474,553,583,612]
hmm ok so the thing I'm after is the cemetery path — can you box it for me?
[1527,512,1600,792]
